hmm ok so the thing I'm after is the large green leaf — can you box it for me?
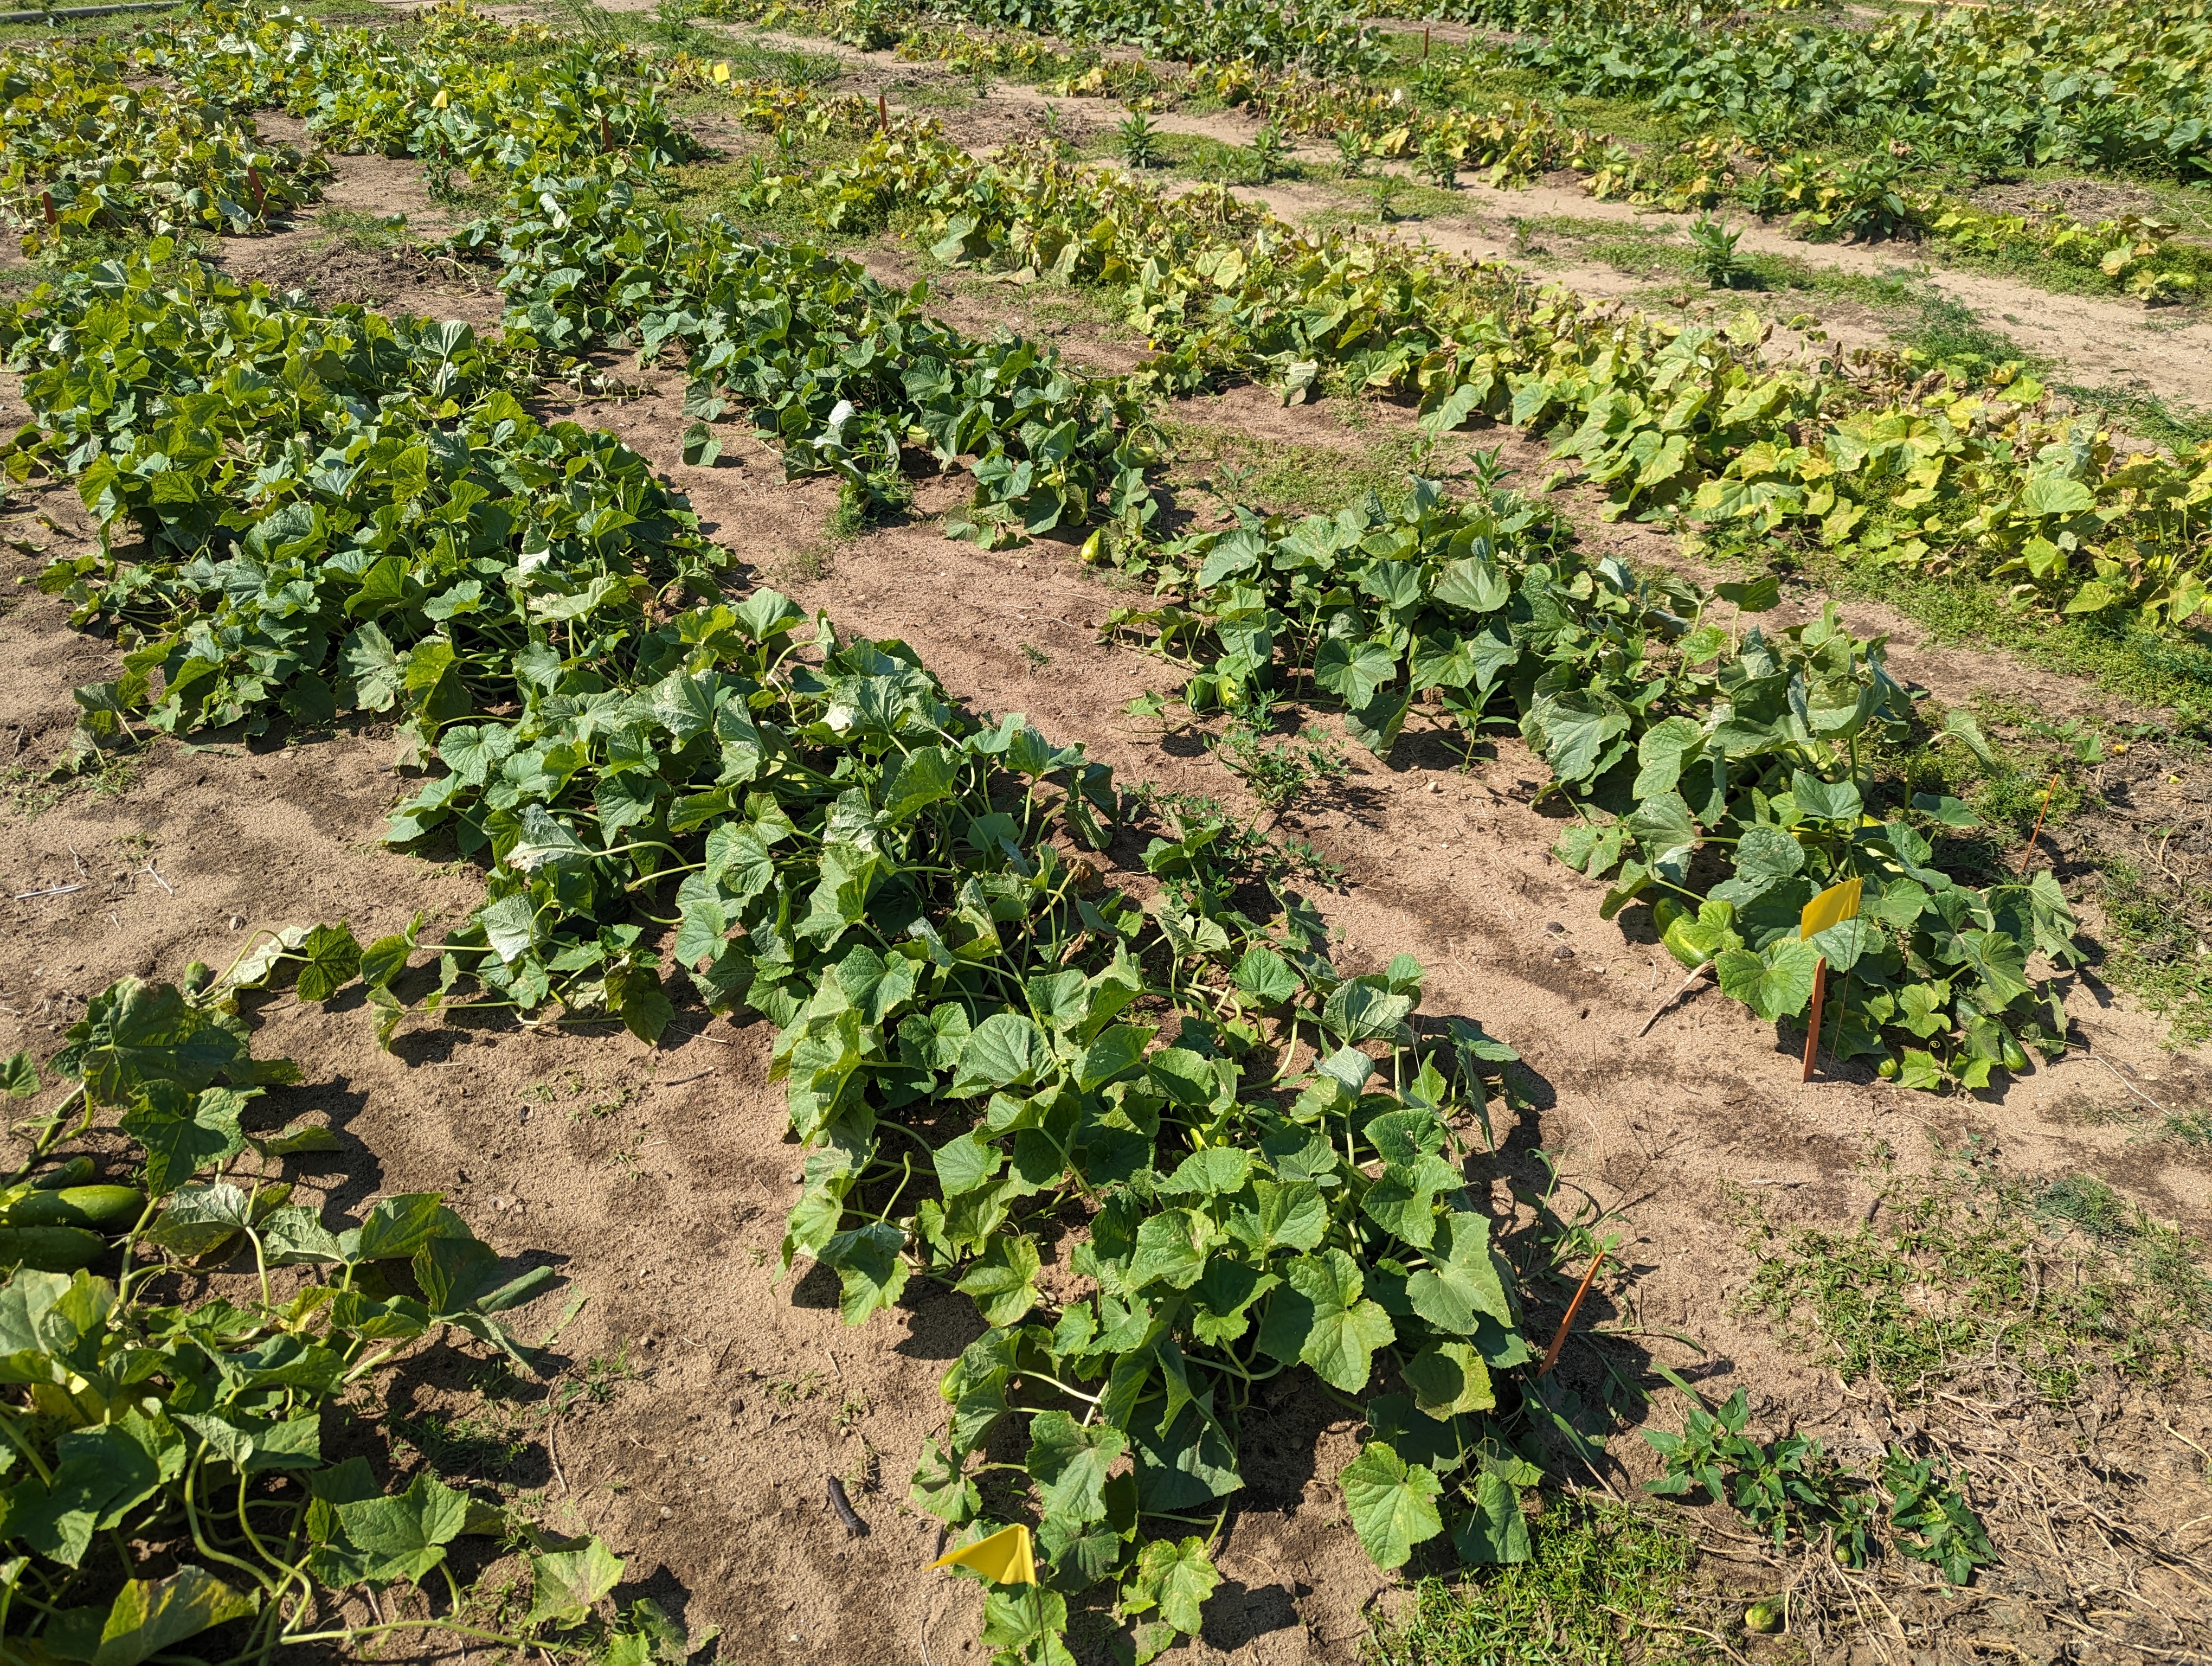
[3,1050,43,1098]
[1027,1409,1127,1525]
[41,1567,258,1666]
[335,1472,469,1584]
[1313,636,1397,709]
[1454,1469,1533,1565]
[1405,1212,1514,1335]
[1713,822,1804,904]
[1127,1209,1213,1292]
[119,1084,249,1197]
[1716,938,1822,1021]
[819,1220,909,1324]
[1227,1180,1327,1256]
[65,980,246,1105]
[955,1234,1043,1327]
[1129,1535,1220,1635]
[1525,689,1631,783]
[2018,472,2094,516]
[949,1011,1046,1097]
[1257,1248,1394,1392]
[1360,1153,1463,1250]
[1339,1442,1443,1569]
[1951,928,2031,1008]
[528,1537,625,1629]
[1403,1341,1495,1417]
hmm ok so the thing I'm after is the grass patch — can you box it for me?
[670,133,887,246]
[298,206,416,254]
[884,76,974,110]
[1888,291,2027,380]
[2053,382,2212,452]
[1330,171,1469,227]
[1786,554,2212,733]
[1366,1494,1715,1666]
[1738,1140,2212,1401]
[1162,415,1432,520]
[2091,853,2212,1043]
[1855,684,2099,868]
[4,753,138,818]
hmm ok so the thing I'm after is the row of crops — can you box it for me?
[0,1,2112,1658]
[1387,0,2212,293]
[748,107,2212,626]
[714,0,2212,300]
[1413,0,2212,182]
[708,0,1388,75]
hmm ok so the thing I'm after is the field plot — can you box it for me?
[1,3,2210,1664]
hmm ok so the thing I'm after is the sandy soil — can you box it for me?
[4,15,2211,1666]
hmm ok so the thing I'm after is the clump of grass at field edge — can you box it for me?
[1366,1495,1718,1666]
[1737,1138,2212,1401]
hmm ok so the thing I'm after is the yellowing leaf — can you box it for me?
[929,1521,1036,1585]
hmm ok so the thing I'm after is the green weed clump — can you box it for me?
[1738,1143,2212,1400]
[2092,853,2212,1044]
[1367,1495,1714,1666]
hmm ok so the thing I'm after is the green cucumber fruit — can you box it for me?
[29,1157,96,1191]
[0,1186,143,1230]
[0,1225,108,1271]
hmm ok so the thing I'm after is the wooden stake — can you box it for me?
[2017,771,2060,874]
[878,91,889,133]
[1538,1250,1606,1376]
[40,190,57,227]
[1801,957,1829,1082]
[1424,27,1431,58]
[246,164,265,213]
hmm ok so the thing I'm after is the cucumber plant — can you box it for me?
[0,35,327,254]
[1108,478,2083,1092]
[0,980,685,1661]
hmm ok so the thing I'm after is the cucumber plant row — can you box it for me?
[684,0,2209,299]
[1443,0,2212,183]
[1107,482,2082,1093]
[0,9,1571,1664]
[1,31,325,253]
[766,117,2212,627]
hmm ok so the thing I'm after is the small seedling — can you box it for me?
[1213,720,1350,814]
[1688,215,1753,288]
[1419,132,1458,189]
[1118,111,1161,169]
[1249,123,1289,183]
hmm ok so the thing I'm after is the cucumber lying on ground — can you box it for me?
[28,1157,94,1190]
[0,1185,143,1229]
[0,1225,109,1271]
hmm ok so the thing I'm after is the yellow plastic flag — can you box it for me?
[1800,876,1863,939]
[928,1523,1036,1585]
[711,60,731,83]
[431,88,449,110]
